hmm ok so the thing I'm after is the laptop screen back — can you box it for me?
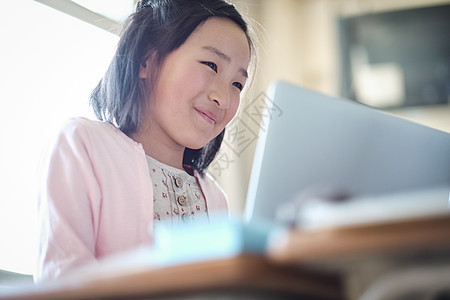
[244,81,450,223]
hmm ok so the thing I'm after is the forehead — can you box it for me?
[183,17,251,65]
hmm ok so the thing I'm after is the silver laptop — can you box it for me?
[244,81,450,227]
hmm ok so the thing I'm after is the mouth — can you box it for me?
[195,108,217,125]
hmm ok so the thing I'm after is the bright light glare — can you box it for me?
[0,0,119,274]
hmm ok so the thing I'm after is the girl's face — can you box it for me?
[139,17,250,151]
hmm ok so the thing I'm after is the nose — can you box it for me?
[209,80,230,109]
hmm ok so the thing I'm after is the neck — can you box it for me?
[130,129,185,170]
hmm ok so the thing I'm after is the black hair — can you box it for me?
[90,0,253,176]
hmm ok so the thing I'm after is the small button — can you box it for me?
[175,177,183,188]
[177,195,186,206]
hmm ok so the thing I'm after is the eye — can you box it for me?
[201,61,217,73]
[232,82,243,91]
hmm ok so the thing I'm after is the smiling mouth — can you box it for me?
[195,108,216,125]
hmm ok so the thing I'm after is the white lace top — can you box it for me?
[145,155,209,227]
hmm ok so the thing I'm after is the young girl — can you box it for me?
[36,0,254,282]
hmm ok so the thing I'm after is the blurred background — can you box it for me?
[216,0,450,217]
[0,0,449,275]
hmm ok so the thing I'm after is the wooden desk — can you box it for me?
[3,215,449,300]
[268,215,450,264]
[268,215,450,299]
[2,255,342,300]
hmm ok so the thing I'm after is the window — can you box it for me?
[0,0,118,274]
[339,4,450,108]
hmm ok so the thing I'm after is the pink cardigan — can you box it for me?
[35,117,228,282]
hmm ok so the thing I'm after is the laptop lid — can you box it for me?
[244,81,450,223]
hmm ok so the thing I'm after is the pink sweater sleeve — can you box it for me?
[35,120,102,282]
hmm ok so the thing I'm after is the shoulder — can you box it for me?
[57,117,140,151]
[202,173,226,195]
[42,117,146,171]
[60,117,119,140]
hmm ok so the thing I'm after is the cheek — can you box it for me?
[224,97,240,124]
[180,65,209,94]
[161,64,207,102]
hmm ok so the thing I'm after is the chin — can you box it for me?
[185,137,214,150]
[186,143,208,150]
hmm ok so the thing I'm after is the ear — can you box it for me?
[139,57,150,79]
[139,51,157,79]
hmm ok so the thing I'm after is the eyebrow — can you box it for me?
[202,46,248,78]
